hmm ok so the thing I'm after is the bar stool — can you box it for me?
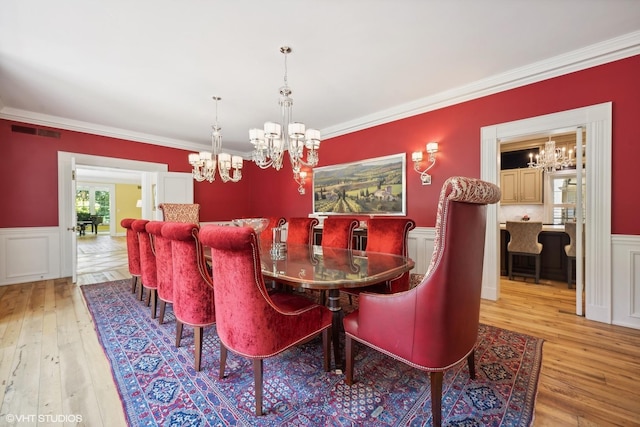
[564,221,584,289]
[506,221,543,284]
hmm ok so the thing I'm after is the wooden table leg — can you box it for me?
[326,289,344,370]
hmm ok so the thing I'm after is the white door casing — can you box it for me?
[480,102,612,324]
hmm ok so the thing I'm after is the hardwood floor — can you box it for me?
[1,235,639,426]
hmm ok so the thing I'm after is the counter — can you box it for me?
[500,224,572,282]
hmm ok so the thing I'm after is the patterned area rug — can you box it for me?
[82,280,543,426]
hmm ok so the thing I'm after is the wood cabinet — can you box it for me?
[500,168,542,204]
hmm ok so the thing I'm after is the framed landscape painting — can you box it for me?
[312,153,406,215]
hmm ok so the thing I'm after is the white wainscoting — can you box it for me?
[0,227,61,286]
[407,226,435,275]
[612,234,640,329]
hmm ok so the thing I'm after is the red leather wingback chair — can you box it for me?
[286,217,319,245]
[199,225,332,416]
[121,218,142,300]
[343,176,501,427]
[132,219,158,318]
[259,216,286,245]
[146,220,173,324]
[321,217,359,249]
[162,222,215,371]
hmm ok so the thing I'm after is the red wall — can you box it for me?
[1,54,639,234]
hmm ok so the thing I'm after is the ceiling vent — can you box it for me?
[11,124,61,139]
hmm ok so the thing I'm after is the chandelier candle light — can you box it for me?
[188,96,243,183]
[249,46,320,194]
[528,138,574,172]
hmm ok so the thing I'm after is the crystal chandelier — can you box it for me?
[249,46,320,190]
[528,138,574,172]
[188,96,243,183]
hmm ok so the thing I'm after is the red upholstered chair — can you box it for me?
[158,203,200,225]
[132,219,158,318]
[146,220,172,323]
[342,218,416,303]
[285,217,319,245]
[258,216,286,245]
[321,217,359,249]
[343,176,501,427]
[162,222,215,371]
[199,225,333,416]
[121,218,143,300]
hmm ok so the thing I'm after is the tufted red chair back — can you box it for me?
[286,217,319,245]
[258,216,286,245]
[146,220,172,322]
[121,218,142,296]
[343,176,501,427]
[162,221,215,371]
[321,217,359,249]
[365,218,416,292]
[199,225,332,416]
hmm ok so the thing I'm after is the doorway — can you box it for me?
[480,102,612,324]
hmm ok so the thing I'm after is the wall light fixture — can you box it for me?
[412,142,438,185]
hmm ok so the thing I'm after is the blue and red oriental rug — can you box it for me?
[82,280,542,426]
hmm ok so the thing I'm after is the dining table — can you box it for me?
[260,242,415,369]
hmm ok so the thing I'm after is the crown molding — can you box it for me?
[2,31,639,151]
[322,30,640,140]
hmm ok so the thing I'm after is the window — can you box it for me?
[547,170,585,224]
[76,185,111,225]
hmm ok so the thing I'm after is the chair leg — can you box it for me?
[194,326,203,371]
[131,276,138,293]
[322,327,331,372]
[467,350,476,379]
[175,321,183,347]
[137,280,144,301]
[253,359,263,416]
[219,344,227,380]
[430,371,444,427]
[150,289,157,319]
[345,335,354,385]
[158,300,166,324]
[534,254,541,284]
[145,288,151,306]
[508,253,513,280]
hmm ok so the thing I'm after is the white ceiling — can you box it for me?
[1,0,639,156]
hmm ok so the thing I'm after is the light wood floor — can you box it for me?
[1,235,639,426]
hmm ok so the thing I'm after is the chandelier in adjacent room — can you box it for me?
[528,138,574,172]
[249,46,320,189]
[188,96,243,183]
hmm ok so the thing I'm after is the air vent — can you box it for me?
[11,125,60,139]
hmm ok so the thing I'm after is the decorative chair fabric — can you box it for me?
[199,225,332,416]
[286,217,319,245]
[321,217,359,249]
[506,221,543,254]
[353,218,416,294]
[506,221,543,283]
[563,221,584,287]
[158,203,200,225]
[146,220,173,323]
[162,221,215,371]
[342,176,501,427]
[564,221,584,258]
[258,216,286,244]
[120,218,142,297]
[132,219,158,318]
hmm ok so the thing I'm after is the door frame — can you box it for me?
[57,152,168,281]
[480,102,612,324]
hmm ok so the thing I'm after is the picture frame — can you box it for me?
[312,153,406,215]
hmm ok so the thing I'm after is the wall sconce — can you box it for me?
[294,170,308,195]
[412,142,439,185]
[136,199,142,208]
